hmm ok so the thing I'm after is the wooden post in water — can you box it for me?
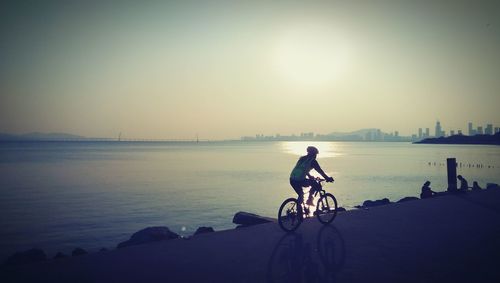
[447,158,457,192]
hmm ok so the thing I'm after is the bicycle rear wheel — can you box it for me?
[316,193,338,224]
[278,198,302,232]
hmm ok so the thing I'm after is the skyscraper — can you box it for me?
[435,121,443,137]
[477,126,483,135]
[485,124,493,135]
[468,122,474,136]
[418,128,422,139]
[425,128,430,137]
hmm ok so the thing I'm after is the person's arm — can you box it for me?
[312,160,334,181]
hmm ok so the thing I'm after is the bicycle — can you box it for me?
[278,178,338,232]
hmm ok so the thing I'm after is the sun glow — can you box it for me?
[272,25,352,88]
[281,141,341,159]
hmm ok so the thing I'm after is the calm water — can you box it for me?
[0,141,499,260]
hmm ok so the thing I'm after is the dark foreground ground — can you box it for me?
[2,189,500,283]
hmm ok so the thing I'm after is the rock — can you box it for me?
[117,226,180,249]
[53,252,67,259]
[4,248,46,266]
[72,248,88,256]
[362,198,391,208]
[194,226,214,236]
[336,207,347,212]
[232,211,274,226]
[397,197,419,203]
[487,183,499,190]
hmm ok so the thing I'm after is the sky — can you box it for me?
[1,0,499,140]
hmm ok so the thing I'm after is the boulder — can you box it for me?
[486,183,499,190]
[194,226,214,236]
[4,248,46,266]
[53,252,67,259]
[397,197,419,203]
[232,211,274,226]
[336,207,347,212]
[72,248,88,256]
[117,226,179,249]
[362,198,391,208]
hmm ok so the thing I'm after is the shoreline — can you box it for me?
[3,186,499,263]
[2,188,499,282]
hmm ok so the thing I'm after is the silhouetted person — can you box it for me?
[472,181,482,191]
[457,175,469,192]
[420,180,437,199]
[290,146,334,208]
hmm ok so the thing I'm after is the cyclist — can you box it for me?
[290,146,334,208]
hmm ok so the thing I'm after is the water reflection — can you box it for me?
[267,225,346,283]
[281,142,341,159]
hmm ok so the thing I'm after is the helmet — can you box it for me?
[306,146,319,155]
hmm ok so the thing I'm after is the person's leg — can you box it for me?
[304,179,319,205]
[290,180,304,202]
[290,179,305,218]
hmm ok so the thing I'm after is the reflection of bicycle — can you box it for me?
[266,225,346,283]
[278,178,338,232]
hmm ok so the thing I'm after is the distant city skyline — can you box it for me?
[1,1,499,140]
[243,120,498,142]
[1,119,498,142]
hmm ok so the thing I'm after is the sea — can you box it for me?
[0,141,499,260]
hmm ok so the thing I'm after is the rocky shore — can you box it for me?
[3,184,499,268]
[2,187,500,282]
[2,185,499,281]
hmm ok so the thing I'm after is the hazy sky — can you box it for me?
[1,0,499,139]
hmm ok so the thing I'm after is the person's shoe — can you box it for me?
[306,198,315,206]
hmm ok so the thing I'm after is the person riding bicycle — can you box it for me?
[290,146,334,207]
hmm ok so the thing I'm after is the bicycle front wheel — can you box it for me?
[278,198,302,232]
[316,193,338,224]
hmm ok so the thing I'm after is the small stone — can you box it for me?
[232,211,274,226]
[397,197,419,203]
[4,248,46,266]
[362,198,391,208]
[117,226,180,249]
[194,226,215,236]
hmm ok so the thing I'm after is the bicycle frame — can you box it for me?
[300,179,328,217]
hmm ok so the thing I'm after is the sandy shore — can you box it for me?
[2,189,500,283]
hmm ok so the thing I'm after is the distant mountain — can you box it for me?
[415,133,500,145]
[0,132,86,141]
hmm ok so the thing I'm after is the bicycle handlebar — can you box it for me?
[315,177,334,183]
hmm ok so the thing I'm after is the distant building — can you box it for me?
[418,128,422,139]
[395,131,399,137]
[450,130,455,136]
[458,130,462,135]
[468,122,473,135]
[435,121,444,137]
[365,131,373,141]
[425,128,430,137]
[495,127,499,134]
[485,124,493,135]
[477,126,483,134]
